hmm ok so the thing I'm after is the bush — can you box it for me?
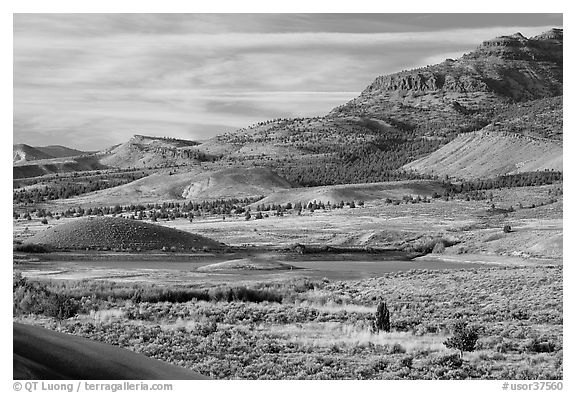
[43,293,80,319]
[432,242,446,254]
[13,243,51,253]
[13,273,79,319]
[389,343,406,354]
[524,337,556,353]
[432,353,463,369]
[207,286,283,303]
[406,237,459,254]
[443,320,479,356]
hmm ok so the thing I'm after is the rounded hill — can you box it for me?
[25,217,224,252]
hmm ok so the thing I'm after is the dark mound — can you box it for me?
[25,216,224,251]
[14,323,209,380]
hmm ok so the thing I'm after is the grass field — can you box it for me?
[14,265,562,379]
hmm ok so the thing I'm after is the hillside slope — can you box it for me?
[491,96,562,140]
[191,29,563,187]
[181,167,293,199]
[403,130,562,180]
[14,323,209,379]
[254,180,445,206]
[47,167,293,206]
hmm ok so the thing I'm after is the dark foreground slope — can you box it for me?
[14,323,209,380]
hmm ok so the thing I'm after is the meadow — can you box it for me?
[14,265,562,379]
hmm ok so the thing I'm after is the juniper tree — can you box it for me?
[372,302,391,333]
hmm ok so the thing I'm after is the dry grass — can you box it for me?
[277,322,449,352]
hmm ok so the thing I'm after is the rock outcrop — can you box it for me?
[348,28,563,108]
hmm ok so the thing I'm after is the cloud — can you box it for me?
[13,14,562,150]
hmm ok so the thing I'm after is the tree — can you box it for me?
[372,302,391,333]
[443,320,479,357]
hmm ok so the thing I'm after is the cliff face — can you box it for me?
[365,71,490,94]
[338,28,562,116]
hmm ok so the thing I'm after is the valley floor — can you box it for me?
[14,183,563,261]
[14,265,563,379]
[13,183,562,379]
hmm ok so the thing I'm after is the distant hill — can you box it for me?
[14,29,563,186]
[45,167,294,206]
[181,167,293,200]
[13,155,107,179]
[195,29,563,184]
[35,145,85,158]
[99,134,208,168]
[253,180,445,206]
[13,134,209,179]
[13,144,55,164]
[403,130,562,180]
[14,144,86,164]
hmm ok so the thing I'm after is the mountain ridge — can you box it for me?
[14,28,563,185]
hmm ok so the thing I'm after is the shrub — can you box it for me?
[290,244,306,254]
[432,242,446,254]
[13,273,79,319]
[13,243,51,253]
[443,320,479,357]
[399,355,413,369]
[432,353,463,369]
[207,286,283,303]
[407,237,459,254]
[390,343,406,354]
[496,339,520,354]
[43,293,80,319]
[194,320,218,337]
[524,337,556,353]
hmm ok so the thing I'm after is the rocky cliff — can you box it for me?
[336,28,562,117]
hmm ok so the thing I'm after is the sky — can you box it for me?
[13,13,562,150]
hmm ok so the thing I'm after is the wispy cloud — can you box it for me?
[13,14,562,150]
